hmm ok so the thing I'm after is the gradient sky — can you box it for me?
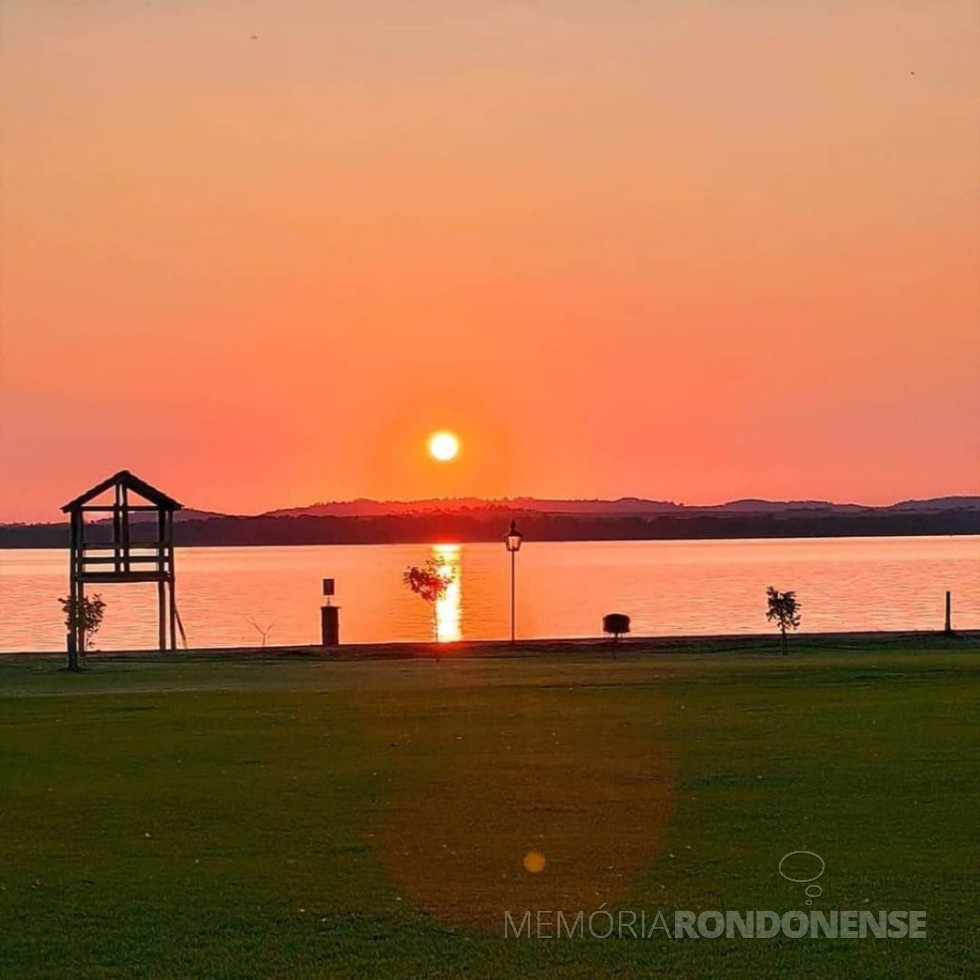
[2,1,978,521]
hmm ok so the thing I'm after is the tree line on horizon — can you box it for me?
[2,508,978,548]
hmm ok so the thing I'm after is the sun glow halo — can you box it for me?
[428,431,460,462]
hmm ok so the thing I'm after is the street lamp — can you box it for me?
[505,520,523,645]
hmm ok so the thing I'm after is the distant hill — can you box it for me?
[260,497,686,518]
[886,496,980,513]
[260,495,979,519]
[93,508,229,525]
[3,495,977,548]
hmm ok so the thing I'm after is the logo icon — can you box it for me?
[778,850,825,905]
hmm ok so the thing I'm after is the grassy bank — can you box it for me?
[1,637,977,978]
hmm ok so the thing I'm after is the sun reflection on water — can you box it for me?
[432,544,461,643]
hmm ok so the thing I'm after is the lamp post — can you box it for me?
[505,520,523,645]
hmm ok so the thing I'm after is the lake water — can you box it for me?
[1,536,977,652]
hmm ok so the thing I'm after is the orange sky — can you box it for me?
[2,1,978,522]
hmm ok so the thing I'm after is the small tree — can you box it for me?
[244,616,275,648]
[403,559,454,652]
[403,558,453,605]
[603,613,631,646]
[766,586,801,656]
[59,593,106,668]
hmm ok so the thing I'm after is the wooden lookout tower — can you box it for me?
[62,471,182,660]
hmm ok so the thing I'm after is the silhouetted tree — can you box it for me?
[59,593,106,664]
[244,616,275,647]
[403,558,452,605]
[766,586,801,656]
[403,558,454,652]
[603,613,631,645]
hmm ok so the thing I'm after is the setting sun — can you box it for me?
[428,431,460,462]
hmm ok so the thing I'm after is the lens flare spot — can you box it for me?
[523,850,546,874]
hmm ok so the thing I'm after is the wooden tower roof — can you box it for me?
[61,470,183,513]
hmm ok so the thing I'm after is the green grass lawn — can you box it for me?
[1,638,978,979]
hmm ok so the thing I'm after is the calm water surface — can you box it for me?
[1,536,977,652]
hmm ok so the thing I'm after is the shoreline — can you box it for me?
[3,527,979,550]
[4,628,978,662]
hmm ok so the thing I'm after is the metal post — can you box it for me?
[945,591,952,635]
[158,579,167,651]
[67,512,80,670]
[77,580,85,657]
[168,514,177,651]
[157,509,168,651]
[510,548,516,645]
[113,483,122,573]
[169,580,177,651]
[70,510,84,663]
